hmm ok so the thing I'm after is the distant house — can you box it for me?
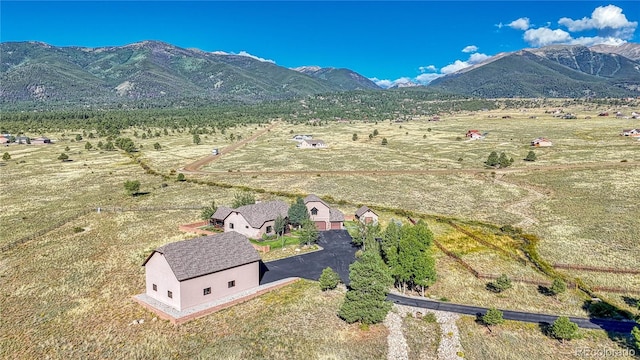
[297,139,327,149]
[0,136,8,144]
[355,206,379,225]
[292,134,313,142]
[531,138,553,147]
[142,232,260,312]
[31,137,52,145]
[211,148,219,155]
[621,129,640,137]
[14,136,30,144]
[466,130,482,140]
[598,112,609,117]
[304,194,344,231]
[210,200,289,239]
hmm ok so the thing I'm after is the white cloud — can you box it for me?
[468,53,491,63]
[495,22,504,29]
[570,36,626,47]
[558,5,637,33]
[419,65,437,72]
[462,45,478,53]
[370,77,412,88]
[508,17,530,30]
[440,52,490,74]
[523,27,572,47]
[415,73,443,84]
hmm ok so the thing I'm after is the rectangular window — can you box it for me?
[266,226,273,234]
[203,287,211,295]
[229,223,234,229]
[152,284,157,291]
[228,280,235,288]
[167,290,173,298]
[311,208,318,215]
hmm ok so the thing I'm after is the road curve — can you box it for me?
[387,293,638,333]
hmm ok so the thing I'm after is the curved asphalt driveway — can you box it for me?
[259,230,358,285]
[259,229,637,334]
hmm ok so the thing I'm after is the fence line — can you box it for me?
[553,263,640,275]
[433,238,640,295]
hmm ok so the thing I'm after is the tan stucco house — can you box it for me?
[304,194,344,230]
[142,232,261,312]
[355,206,379,225]
[210,200,289,239]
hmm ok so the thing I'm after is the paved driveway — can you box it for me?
[259,230,358,285]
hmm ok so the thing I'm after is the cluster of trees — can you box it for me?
[339,219,437,325]
[485,151,514,168]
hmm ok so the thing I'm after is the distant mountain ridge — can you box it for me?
[291,66,379,90]
[430,43,640,98]
[0,41,378,105]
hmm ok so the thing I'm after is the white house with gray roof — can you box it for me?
[210,200,289,239]
[142,232,261,311]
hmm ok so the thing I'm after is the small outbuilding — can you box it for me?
[297,139,327,149]
[355,206,379,225]
[466,130,482,140]
[142,232,261,312]
[531,138,553,147]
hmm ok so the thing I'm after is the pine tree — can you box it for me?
[298,219,319,245]
[549,278,567,295]
[632,326,639,349]
[274,215,287,238]
[288,197,309,228]
[550,316,578,343]
[319,267,341,291]
[486,151,499,166]
[482,307,505,327]
[525,150,537,162]
[352,133,358,141]
[338,251,393,324]
[2,152,10,161]
[381,138,388,145]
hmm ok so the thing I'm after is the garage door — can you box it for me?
[330,222,342,230]
[315,221,327,230]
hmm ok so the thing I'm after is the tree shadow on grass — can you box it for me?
[621,296,639,308]
[537,285,553,296]
[132,192,150,197]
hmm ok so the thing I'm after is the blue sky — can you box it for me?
[2,1,639,87]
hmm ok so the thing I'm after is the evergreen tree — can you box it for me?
[124,180,141,196]
[2,152,10,161]
[498,152,511,168]
[486,151,499,166]
[488,274,512,293]
[58,153,69,161]
[525,150,537,162]
[288,197,309,228]
[550,316,579,343]
[104,141,115,151]
[85,142,93,151]
[373,129,379,136]
[482,307,505,327]
[298,219,319,245]
[319,267,341,291]
[352,133,358,141]
[549,278,567,295]
[381,138,388,145]
[75,134,82,141]
[632,326,639,349]
[177,173,186,182]
[193,134,201,145]
[153,142,162,150]
[338,251,393,324]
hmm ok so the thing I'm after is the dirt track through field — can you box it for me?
[182,157,640,177]
[182,122,279,172]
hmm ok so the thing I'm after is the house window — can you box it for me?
[311,207,318,216]
[266,225,273,233]
[152,284,157,291]
[228,280,235,288]
[203,287,211,295]
[167,290,173,298]
[229,223,234,229]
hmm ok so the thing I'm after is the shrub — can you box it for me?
[422,313,437,323]
[487,274,512,293]
[319,267,340,291]
[124,180,141,196]
[177,173,186,182]
[549,278,567,295]
[72,226,85,234]
[482,307,505,326]
[525,150,537,162]
[2,152,10,161]
[550,316,578,342]
[381,138,388,145]
[58,153,69,161]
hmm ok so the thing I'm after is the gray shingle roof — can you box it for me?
[329,208,344,222]
[211,206,233,221]
[233,200,289,228]
[355,206,372,218]
[304,194,328,206]
[144,232,260,281]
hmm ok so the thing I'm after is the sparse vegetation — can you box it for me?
[319,267,341,291]
[550,316,579,343]
[57,153,69,161]
[231,191,255,208]
[487,274,513,293]
[200,200,217,221]
[482,307,505,327]
[123,180,141,196]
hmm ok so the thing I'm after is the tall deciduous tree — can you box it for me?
[288,197,309,228]
[232,192,255,208]
[338,251,393,324]
[200,200,217,221]
[274,215,286,238]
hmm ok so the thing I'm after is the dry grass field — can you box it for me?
[457,317,637,360]
[2,101,639,358]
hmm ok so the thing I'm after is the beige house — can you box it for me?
[304,194,344,230]
[297,139,327,149]
[142,232,260,312]
[210,200,289,239]
[355,206,379,225]
[621,129,640,137]
[531,138,553,147]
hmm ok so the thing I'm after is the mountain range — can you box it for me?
[1,41,640,107]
